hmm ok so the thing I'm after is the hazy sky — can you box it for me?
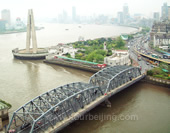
[0,0,170,20]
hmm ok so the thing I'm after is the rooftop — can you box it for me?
[105,52,129,61]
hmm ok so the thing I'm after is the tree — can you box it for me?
[115,37,125,48]
[75,53,83,59]
[81,56,86,60]
[92,40,99,46]
[107,44,112,50]
[153,67,162,75]
[86,52,95,62]
[106,49,112,56]
[87,40,93,46]
[107,38,112,43]
[65,53,71,58]
[147,70,153,76]
[95,54,104,63]
[95,49,106,56]
[85,47,93,54]
[128,35,134,40]
[98,38,106,44]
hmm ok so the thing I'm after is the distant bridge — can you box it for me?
[7,66,144,133]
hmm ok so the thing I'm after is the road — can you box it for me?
[133,35,170,63]
[127,37,152,74]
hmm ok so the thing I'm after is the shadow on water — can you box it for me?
[12,58,42,91]
[59,82,141,133]
[13,58,94,79]
[46,63,94,79]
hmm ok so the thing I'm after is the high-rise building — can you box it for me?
[58,10,69,23]
[1,9,11,25]
[168,6,170,21]
[153,12,160,21]
[117,12,124,24]
[0,20,6,31]
[72,6,76,22]
[161,3,168,20]
[123,3,129,24]
[150,21,170,48]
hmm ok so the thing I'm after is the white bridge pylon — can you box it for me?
[26,9,38,53]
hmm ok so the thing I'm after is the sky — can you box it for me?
[0,0,170,20]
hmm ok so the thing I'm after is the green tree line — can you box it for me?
[69,36,127,63]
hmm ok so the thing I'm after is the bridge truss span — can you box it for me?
[7,82,102,133]
[7,66,143,133]
[89,65,141,94]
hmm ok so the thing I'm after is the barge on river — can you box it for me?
[44,55,107,72]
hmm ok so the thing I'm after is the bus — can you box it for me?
[163,54,170,59]
[151,54,158,58]
[137,55,141,61]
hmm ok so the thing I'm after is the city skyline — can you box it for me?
[0,0,170,20]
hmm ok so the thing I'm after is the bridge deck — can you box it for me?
[46,74,144,133]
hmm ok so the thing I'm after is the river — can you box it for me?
[0,23,169,133]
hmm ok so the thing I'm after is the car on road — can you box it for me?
[146,62,149,65]
[151,65,156,68]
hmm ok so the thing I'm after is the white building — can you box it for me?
[49,44,77,58]
[14,17,25,30]
[62,46,77,58]
[1,9,11,25]
[153,34,170,49]
[104,50,131,66]
[153,12,160,22]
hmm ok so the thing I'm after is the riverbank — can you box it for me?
[142,76,170,87]
[0,30,26,35]
[0,27,44,35]
[118,24,141,33]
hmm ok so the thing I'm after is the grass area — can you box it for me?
[0,99,12,109]
[147,63,170,80]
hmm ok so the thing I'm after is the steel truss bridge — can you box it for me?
[7,66,144,133]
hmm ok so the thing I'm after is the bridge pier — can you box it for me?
[100,99,111,108]
[105,99,111,108]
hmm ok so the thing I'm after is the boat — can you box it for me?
[44,55,107,72]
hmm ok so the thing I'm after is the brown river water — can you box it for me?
[0,24,169,133]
